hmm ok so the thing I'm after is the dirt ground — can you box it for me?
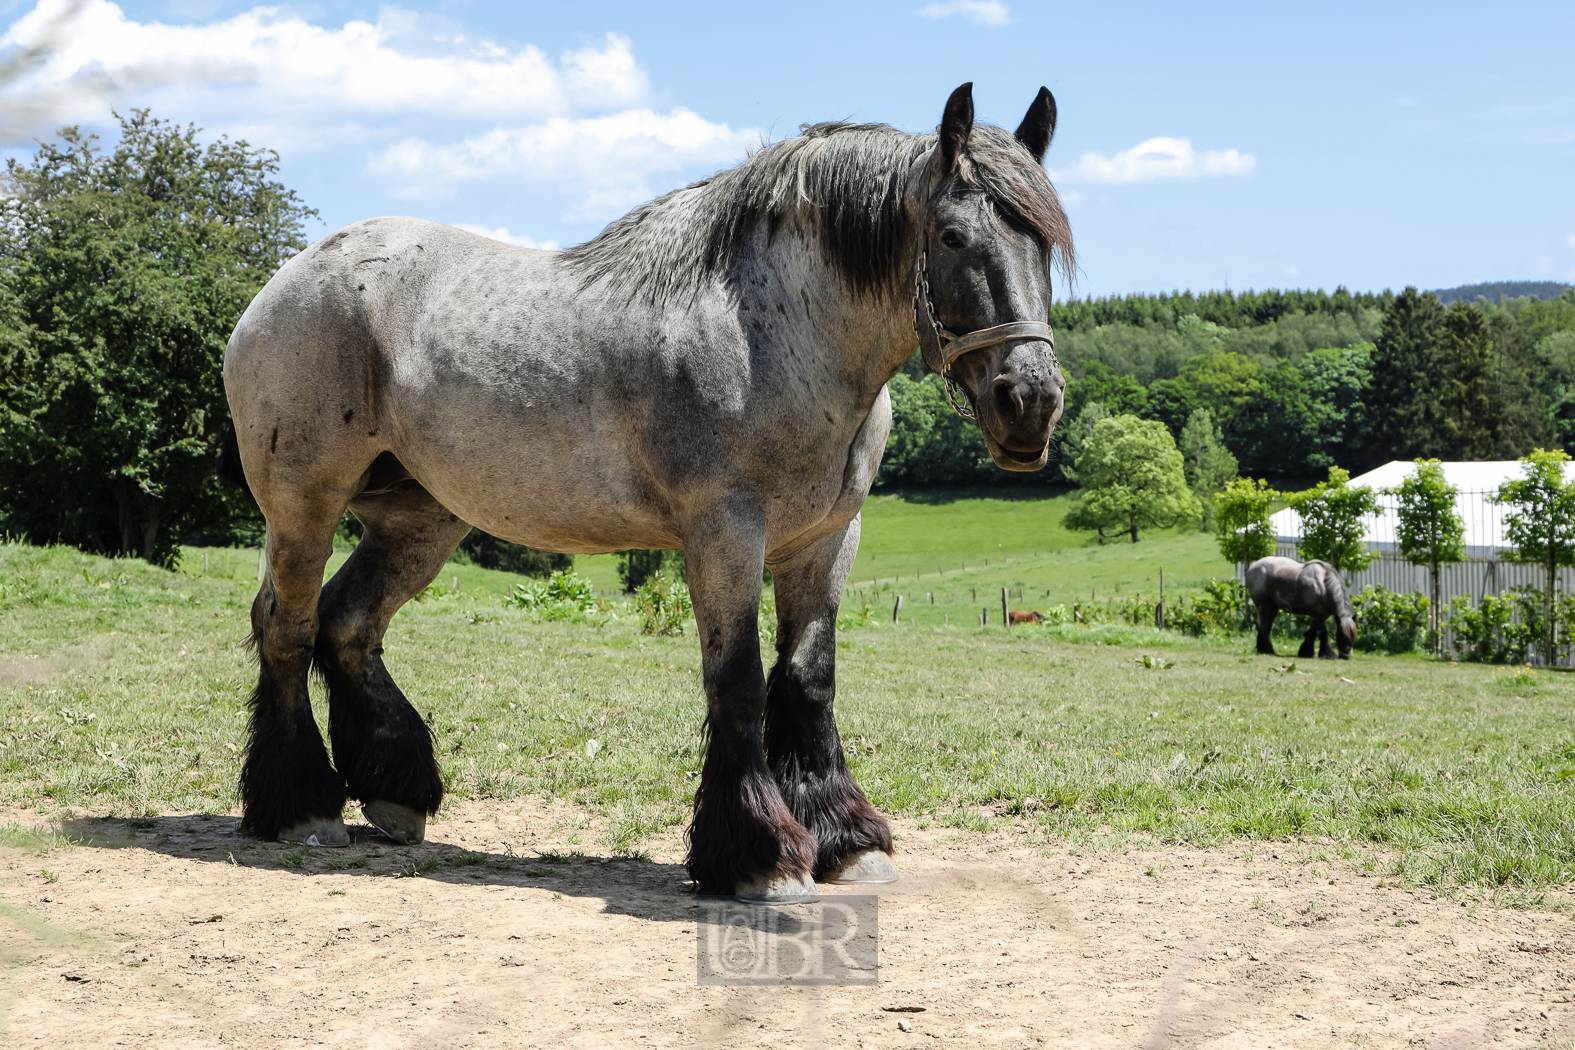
[3,799,1574,1049]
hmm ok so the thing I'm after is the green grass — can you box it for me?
[4,539,1575,892]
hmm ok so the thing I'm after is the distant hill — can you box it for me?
[1431,281,1573,304]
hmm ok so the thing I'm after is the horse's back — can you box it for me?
[1245,556,1300,604]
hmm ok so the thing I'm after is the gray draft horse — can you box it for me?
[1245,556,1357,660]
[221,83,1072,902]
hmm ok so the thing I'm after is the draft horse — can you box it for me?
[1245,556,1357,660]
[222,83,1073,902]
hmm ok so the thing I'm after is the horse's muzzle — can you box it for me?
[979,355,1064,472]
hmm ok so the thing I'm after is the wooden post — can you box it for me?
[980,607,987,626]
[256,547,265,582]
[892,594,904,623]
[927,592,933,604]
[1156,567,1164,629]
[1001,587,1009,628]
[944,613,949,627]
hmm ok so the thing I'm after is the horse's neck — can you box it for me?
[751,233,920,406]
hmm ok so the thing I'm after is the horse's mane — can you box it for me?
[564,121,1074,305]
[1311,560,1355,620]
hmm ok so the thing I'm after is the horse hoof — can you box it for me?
[734,870,820,905]
[362,801,426,845]
[824,849,899,884]
[278,818,349,847]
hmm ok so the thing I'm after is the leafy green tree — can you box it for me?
[1213,476,1279,567]
[1492,449,1575,664]
[0,111,315,562]
[1146,348,1262,436]
[1289,467,1378,574]
[876,373,990,487]
[1228,359,1320,477]
[1300,344,1374,469]
[1063,415,1200,543]
[1063,360,1147,420]
[1054,400,1110,485]
[1390,459,1465,654]
[1179,408,1236,529]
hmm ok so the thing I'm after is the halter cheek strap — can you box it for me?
[912,244,1057,421]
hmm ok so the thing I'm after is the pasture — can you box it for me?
[3,539,1574,890]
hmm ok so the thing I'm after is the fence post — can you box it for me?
[892,594,904,623]
[1001,587,1009,628]
[1156,567,1164,629]
[256,547,265,582]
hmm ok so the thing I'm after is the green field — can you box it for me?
[571,490,1234,625]
[4,538,1575,895]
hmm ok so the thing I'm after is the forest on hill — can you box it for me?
[882,286,1575,489]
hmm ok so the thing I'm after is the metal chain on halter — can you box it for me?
[912,245,977,420]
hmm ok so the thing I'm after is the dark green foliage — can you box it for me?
[876,373,992,487]
[1179,408,1236,529]
[1051,286,1390,333]
[1367,287,1448,465]
[1493,449,1575,663]
[616,549,684,592]
[450,529,571,578]
[0,112,315,563]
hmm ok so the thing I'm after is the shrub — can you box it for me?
[1171,578,1251,636]
[1445,587,1575,664]
[505,569,598,620]
[634,571,692,635]
[1351,585,1429,653]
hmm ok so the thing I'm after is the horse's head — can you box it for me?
[1336,614,1357,659]
[911,83,1073,472]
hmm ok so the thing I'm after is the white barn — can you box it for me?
[1269,460,1575,607]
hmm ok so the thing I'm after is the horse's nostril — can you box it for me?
[991,376,1023,423]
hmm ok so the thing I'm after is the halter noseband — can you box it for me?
[912,242,1057,420]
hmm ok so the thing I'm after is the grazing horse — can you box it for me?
[1007,610,1044,624]
[1245,557,1356,660]
[222,83,1072,902]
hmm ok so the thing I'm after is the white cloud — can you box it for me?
[916,1,1011,27]
[452,224,560,251]
[370,108,758,212]
[1051,137,1257,184]
[0,0,647,137]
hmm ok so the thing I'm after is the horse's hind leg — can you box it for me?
[1255,604,1278,656]
[316,481,472,845]
[764,517,894,884]
[242,501,350,845]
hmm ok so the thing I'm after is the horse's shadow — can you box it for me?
[59,814,696,924]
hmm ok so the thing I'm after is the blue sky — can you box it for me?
[2,0,1572,299]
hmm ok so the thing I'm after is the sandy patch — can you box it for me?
[2,800,1572,1048]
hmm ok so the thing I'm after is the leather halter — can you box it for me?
[912,242,1057,420]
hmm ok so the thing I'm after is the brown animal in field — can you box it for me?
[1007,610,1044,624]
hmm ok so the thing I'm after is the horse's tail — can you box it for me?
[217,426,254,502]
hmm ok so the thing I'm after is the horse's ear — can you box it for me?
[1014,87,1056,164]
[938,82,974,174]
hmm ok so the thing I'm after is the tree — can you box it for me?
[1493,449,1575,664]
[1390,459,1465,655]
[1054,400,1110,485]
[1299,344,1374,470]
[1146,348,1262,436]
[1366,287,1447,466]
[0,111,315,562]
[1289,466,1378,574]
[1063,415,1200,543]
[1440,300,1496,460]
[1228,359,1320,477]
[1179,408,1236,529]
[1063,360,1148,420]
[1214,476,1279,567]
[876,373,991,487]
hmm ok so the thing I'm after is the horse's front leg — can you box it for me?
[1255,604,1278,656]
[1297,618,1318,659]
[764,517,895,884]
[684,515,818,903]
[1315,617,1336,659]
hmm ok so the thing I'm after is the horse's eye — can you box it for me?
[939,229,966,250]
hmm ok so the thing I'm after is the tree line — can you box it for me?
[880,286,1575,489]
